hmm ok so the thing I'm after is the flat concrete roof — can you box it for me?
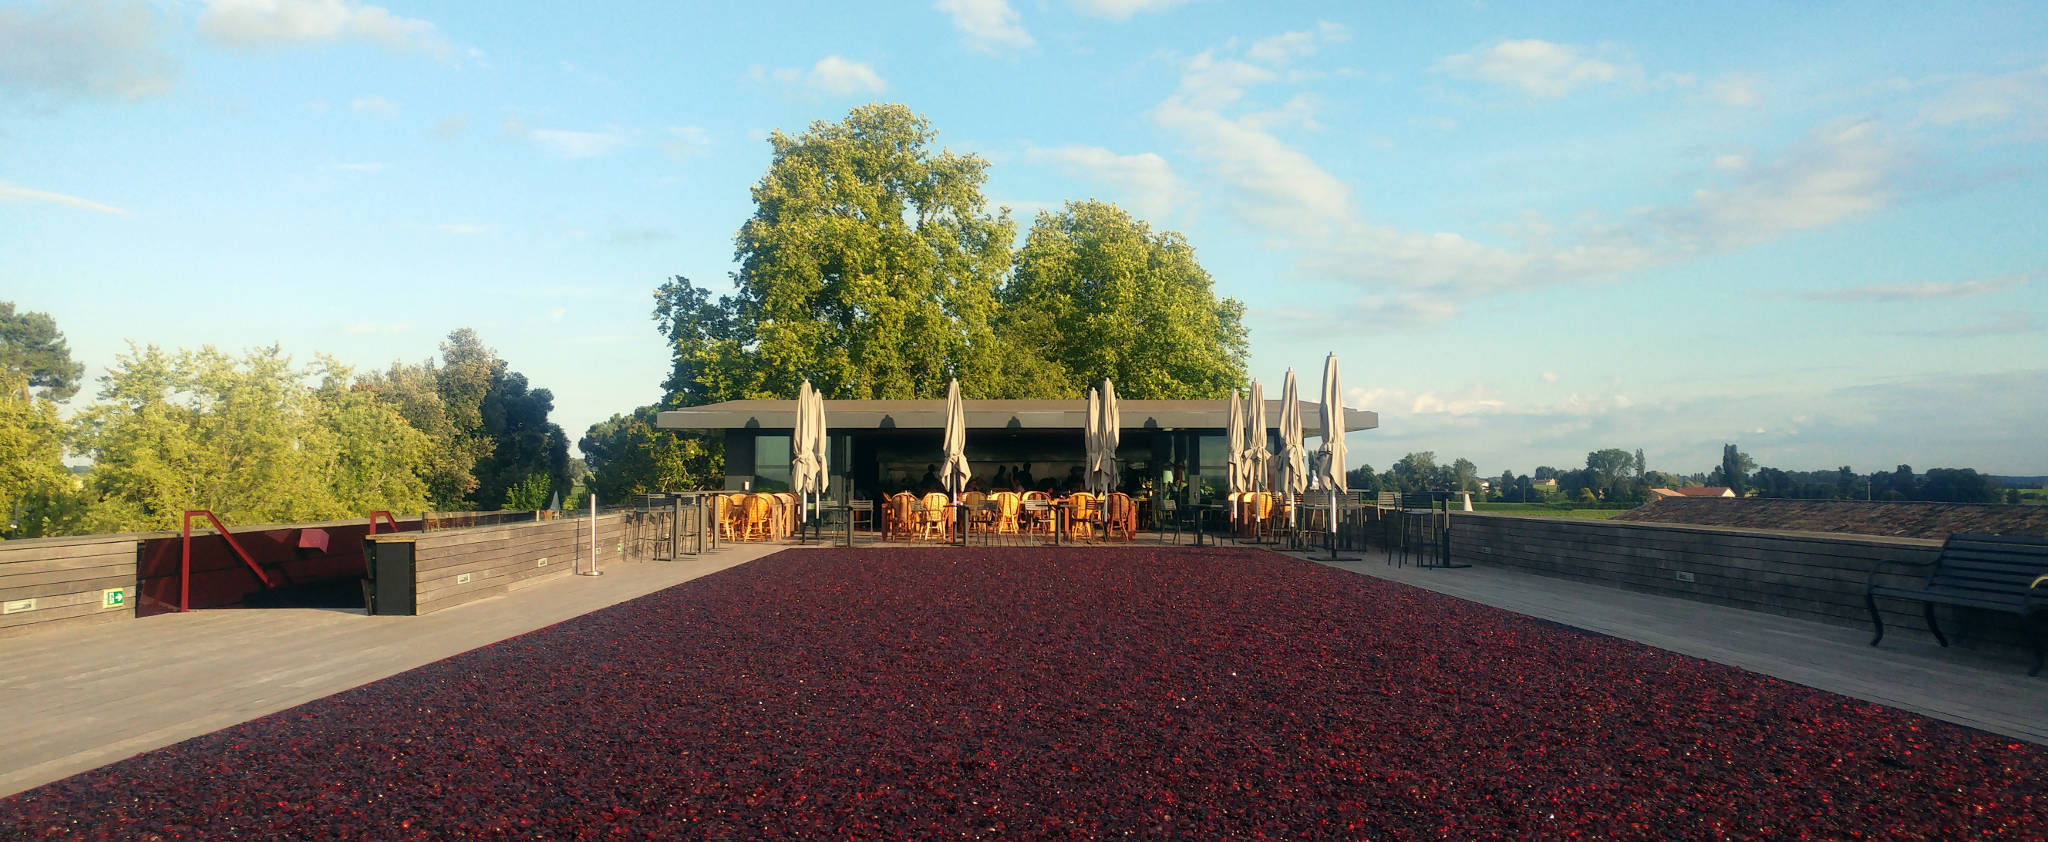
[657,398,1378,436]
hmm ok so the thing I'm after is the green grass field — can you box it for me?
[1468,502,1632,520]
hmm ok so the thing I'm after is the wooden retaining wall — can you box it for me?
[374,514,631,615]
[1448,514,2032,652]
[0,535,140,640]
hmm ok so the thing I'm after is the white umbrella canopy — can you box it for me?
[1225,390,1247,495]
[1084,387,1102,494]
[1245,379,1269,492]
[1094,378,1120,495]
[805,382,829,493]
[1278,369,1308,501]
[1316,354,1348,495]
[942,378,971,500]
[790,380,821,496]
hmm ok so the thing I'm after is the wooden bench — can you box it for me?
[1864,533,2048,675]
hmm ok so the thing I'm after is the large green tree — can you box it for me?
[1000,200,1248,398]
[670,103,1015,403]
[580,406,723,503]
[1,370,78,538]
[70,345,431,531]
[1,301,86,402]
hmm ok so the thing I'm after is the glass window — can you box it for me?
[752,435,791,492]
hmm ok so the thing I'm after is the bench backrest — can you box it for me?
[1927,533,2048,598]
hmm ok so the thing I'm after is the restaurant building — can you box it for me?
[657,398,1378,502]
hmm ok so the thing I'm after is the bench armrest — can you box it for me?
[2031,574,2048,607]
[1865,557,1936,590]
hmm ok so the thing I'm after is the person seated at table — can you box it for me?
[1015,463,1036,491]
[920,464,940,492]
[1065,465,1086,492]
[992,465,1010,490]
[965,475,984,493]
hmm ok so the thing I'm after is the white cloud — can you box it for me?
[350,94,397,114]
[1149,51,1349,235]
[433,114,468,138]
[1540,371,1559,384]
[807,55,886,95]
[1919,64,2048,141]
[0,180,130,215]
[1152,30,1909,329]
[434,223,486,235]
[1704,73,1763,107]
[1684,118,1895,246]
[1024,144,1192,222]
[1069,0,1187,20]
[1246,21,1349,65]
[1437,39,1632,98]
[662,126,710,158]
[0,0,177,102]
[547,307,566,322]
[197,0,454,60]
[501,117,628,159]
[935,0,1033,53]
[1803,274,2030,302]
[530,128,627,159]
[344,321,411,334]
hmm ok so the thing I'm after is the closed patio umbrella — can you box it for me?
[942,378,971,502]
[791,380,822,522]
[1094,378,1120,496]
[1084,387,1102,495]
[1277,368,1307,527]
[1245,379,1269,494]
[1225,390,1246,515]
[1315,353,1357,559]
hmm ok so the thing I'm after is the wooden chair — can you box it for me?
[1065,492,1098,541]
[1021,491,1055,539]
[718,494,746,542]
[990,492,1022,535]
[961,491,990,536]
[741,494,774,542]
[1105,492,1137,542]
[885,492,917,541]
[919,492,952,541]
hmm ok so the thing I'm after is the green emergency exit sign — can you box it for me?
[103,588,126,608]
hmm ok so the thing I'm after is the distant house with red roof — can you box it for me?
[1649,486,1736,499]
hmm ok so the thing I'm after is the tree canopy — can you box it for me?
[1,301,85,402]
[1002,200,1247,398]
[673,103,1014,403]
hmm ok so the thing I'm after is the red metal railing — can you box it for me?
[180,510,273,612]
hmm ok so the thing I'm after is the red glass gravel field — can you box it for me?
[5,547,2044,840]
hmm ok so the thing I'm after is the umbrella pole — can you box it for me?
[1324,488,1359,561]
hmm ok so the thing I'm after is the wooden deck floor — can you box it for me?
[1311,551,2047,746]
[4,536,2040,800]
[0,543,785,798]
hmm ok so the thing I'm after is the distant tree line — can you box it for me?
[1,304,571,539]
[1343,443,2032,507]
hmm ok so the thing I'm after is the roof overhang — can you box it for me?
[657,398,1377,437]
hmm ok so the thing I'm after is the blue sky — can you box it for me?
[3,0,2045,477]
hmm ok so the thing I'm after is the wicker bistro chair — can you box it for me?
[1104,492,1138,542]
[919,492,952,542]
[990,492,1023,536]
[719,493,747,542]
[961,491,991,538]
[1065,492,1099,541]
[1021,491,1055,541]
[885,492,918,541]
[740,493,775,542]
